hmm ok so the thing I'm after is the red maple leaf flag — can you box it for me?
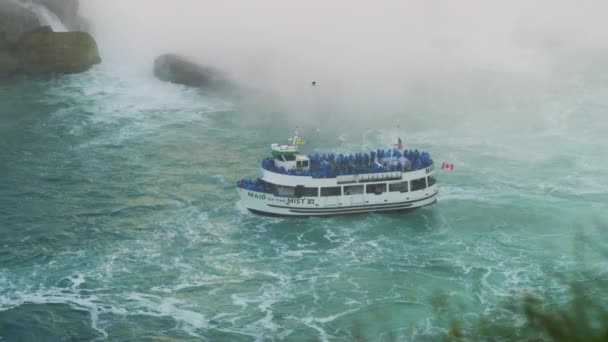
[441,162,454,171]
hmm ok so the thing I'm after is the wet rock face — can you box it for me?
[0,0,100,76]
[0,50,19,74]
[0,26,100,75]
[153,54,223,87]
[18,27,101,74]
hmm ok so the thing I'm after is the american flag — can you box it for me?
[397,137,403,150]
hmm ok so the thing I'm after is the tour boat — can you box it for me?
[236,133,438,216]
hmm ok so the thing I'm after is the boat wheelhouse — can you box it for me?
[237,135,438,216]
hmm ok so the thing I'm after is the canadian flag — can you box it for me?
[441,162,454,171]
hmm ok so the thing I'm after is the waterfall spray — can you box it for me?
[13,0,69,32]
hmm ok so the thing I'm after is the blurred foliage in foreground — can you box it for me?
[442,237,608,341]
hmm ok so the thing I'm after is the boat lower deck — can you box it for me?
[238,186,438,217]
[249,198,437,217]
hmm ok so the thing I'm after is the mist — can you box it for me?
[79,0,608,132]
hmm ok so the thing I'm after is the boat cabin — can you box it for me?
[271,143,310,172]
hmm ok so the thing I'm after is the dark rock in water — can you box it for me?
[0,30,23,50]
[154,54,224,87]
[0,1,41,33]
[17,27,100,74]
[0,50,19,74]
[0,25,101,76]
[0,50,19,75]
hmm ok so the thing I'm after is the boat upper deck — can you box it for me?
[261,148,433,178]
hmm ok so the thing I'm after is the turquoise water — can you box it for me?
[1,61,607,341]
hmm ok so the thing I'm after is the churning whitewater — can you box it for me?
[1,58,607,340]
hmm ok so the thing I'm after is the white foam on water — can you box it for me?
[0,288,111,338]
[234,200,251,215]
[128,293,207,331]
[44,63,234,149]
[150,275,246,294]
[295,307,363,342]
[69,274,86,289]
[281,249,318,258]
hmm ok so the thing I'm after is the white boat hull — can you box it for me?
[238,185,438,217]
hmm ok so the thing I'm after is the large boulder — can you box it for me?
[0,26,101,75]
[0,50,19,74]
[17,26,100,74]
[154,54,224,87]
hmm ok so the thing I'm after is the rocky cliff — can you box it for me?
[0,0,100,76]
[18,26,100,74]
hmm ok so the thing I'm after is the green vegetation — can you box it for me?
[442,237,608,341]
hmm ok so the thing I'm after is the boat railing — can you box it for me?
[236,178,268,193]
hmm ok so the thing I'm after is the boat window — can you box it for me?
[302,160,309,168]
[410,178,427,191]
[303,187,318,197]
[366,183,387,195]
[389,181,409,193]
[284,155,296,161]
[321,187,341,196]
[427,176,436,187]
[296,161,302,168]
[276,185,296,197]
[358,173,402,182]
[343,185,364,195]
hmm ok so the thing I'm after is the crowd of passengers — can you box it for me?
[261,148,433,178]
[238,149,434,192]
[236,178,275,193]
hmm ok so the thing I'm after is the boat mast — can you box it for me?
[292,126,299,147]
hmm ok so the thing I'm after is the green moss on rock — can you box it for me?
[0,51,19,74]
[0,30,23,50]
[18,29,101,74]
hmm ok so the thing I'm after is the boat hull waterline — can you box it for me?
[238,182,438,217]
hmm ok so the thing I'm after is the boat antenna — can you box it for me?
[292,126,300,146]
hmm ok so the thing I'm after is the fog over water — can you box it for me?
[80,3,606,87]
[78,1,608,136]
